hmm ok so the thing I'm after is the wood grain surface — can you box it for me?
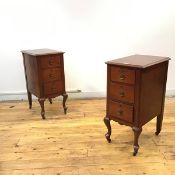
[0,98,175,175]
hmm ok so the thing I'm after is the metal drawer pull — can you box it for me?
[119,91,125,97]
[49,74,53,78]
[51,83,57,92]
[51,87,57,92]
[117,110,123,116]
[119,74,125,80]
[49,59,54,65]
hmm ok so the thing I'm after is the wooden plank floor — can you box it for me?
[0,97,175,175]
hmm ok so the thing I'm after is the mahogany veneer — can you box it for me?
[104,54,170,156]
[22,49,68,119]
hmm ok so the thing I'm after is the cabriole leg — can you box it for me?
[62,93,68,114]
[48,98,52,104]
[38,98,45,120]
[132,127,142,156]
[104,116,112,143]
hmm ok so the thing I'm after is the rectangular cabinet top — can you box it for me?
[21,49,64,56]
[106,54,170,68]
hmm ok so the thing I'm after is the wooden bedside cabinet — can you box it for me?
[104,54,170,156]
[22,49,68,119]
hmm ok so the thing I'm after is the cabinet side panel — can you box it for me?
[134,69,142,127]
[106,65,110,117]
[139,62,168,126]
[23,54,40,97]
[60,54,66,93]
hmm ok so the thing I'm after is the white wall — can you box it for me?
[0,0,175,100]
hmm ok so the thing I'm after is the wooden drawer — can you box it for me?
[109,82,134,103]
[108,100,133,123]
[40,54,61,69]
[43,81,63,96]
[42,68,62,82]
[110,66,135,84]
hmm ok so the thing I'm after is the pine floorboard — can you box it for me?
[0,97,175,175]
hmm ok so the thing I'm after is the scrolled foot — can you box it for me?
[155,131,160,136]
[38,98,45,120]
[132,127,142,156]
[133,145,139,156]
[64,107,68,114]
[104,116,112,143]
[41,111,45,120]
[105,133,111,143]
[48,98,52,104]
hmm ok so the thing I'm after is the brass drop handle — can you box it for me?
[117,110,123,116]
[51,86,57,92]
[119,74,126,80]
[49,73,53,78]
[51,83,57,91]
[49,59,54,65]
[119,91,125,97]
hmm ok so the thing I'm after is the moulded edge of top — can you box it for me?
[21,48,65,56]
[105,54,171,68]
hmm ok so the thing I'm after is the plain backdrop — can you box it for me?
[0,0,175,99]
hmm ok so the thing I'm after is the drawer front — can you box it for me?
[42,68,62,82]
[109,82,134,103]
[110,66,135,84]
[43,81,63,96]
[108,100,133,123]
[40,54,61,69]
